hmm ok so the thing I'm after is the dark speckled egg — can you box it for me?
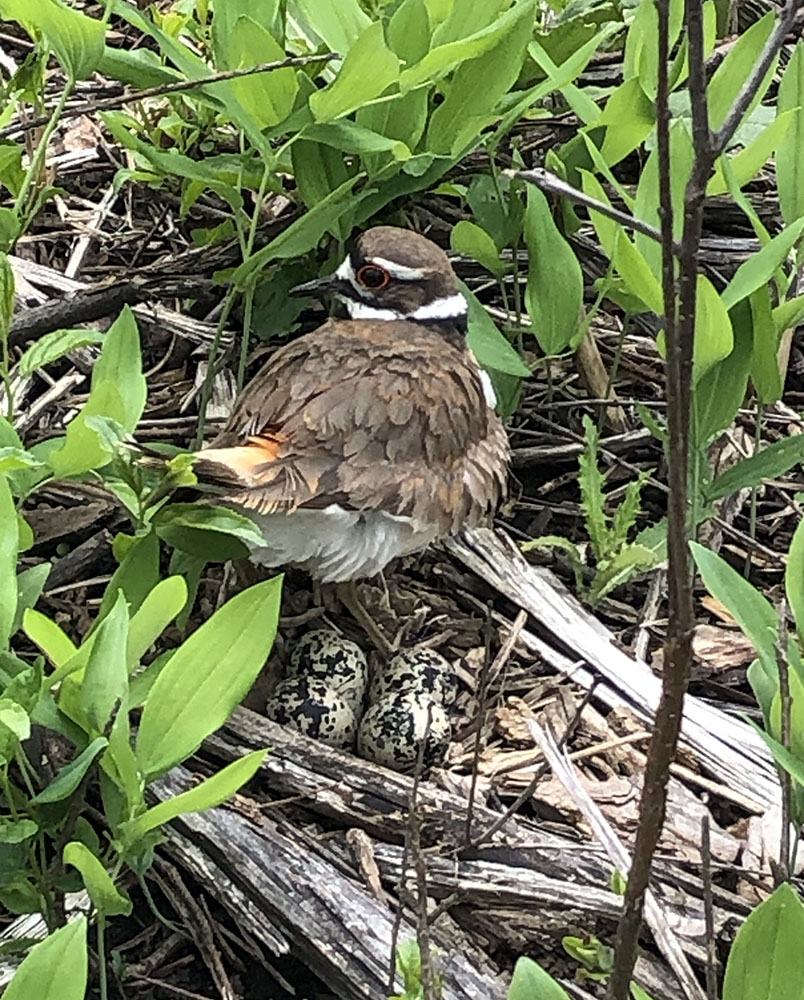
[357,693,451,772]
[368,648,457,707]
[287,630,369,710]
[265,677,357,749]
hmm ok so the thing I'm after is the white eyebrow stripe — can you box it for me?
[336,257,356,281]
[407,293,467,320]
[368,257,427,280]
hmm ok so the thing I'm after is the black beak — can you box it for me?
[289,272,342,298]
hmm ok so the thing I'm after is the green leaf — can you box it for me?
[224,18,297,128]
[426,1,533,156]
[23,608,77,669]
[291,0,370,52]
[127,575,187,667]
[0,817,38,844]
[707,435,804,502]
[31,737,108,805]
[749,284,782,404]
[692,300,752,446]
[508,956,571,1000]
[777,42,804,225]
[119,749,267,844]
[136,576,282,779]
[290,139,352,222]
[694,275,734,382]
[690,541,777,671]
[708,111,796,197]
[10,563,49,636]
[589,545,659,604]
[63,842,132,916]
[48,307,145,476]
[722,217,804,312]
[523,186,583,355]
[0,252,14,340]
[155,504,262,561]
[786,514,804,647]
[451,221,505,279]
[773,295,804,335]
[613,230,664,315]
[461,284,530,377]
[18,329,105,377]
[0,0,104,81]
[707,14,776,135]
[310,23,400,123]
[78,592,129,735]
[0,473,18,649]
[2,917,87,1000]
[723,883,804,1000]
[97,529,160,623]
[599,78,654,166]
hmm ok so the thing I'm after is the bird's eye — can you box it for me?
[356,264,390,289]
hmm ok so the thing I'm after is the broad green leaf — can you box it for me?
[0,0,104,81]
[786,515,804,645]
[0,698,30,742]
[707,435,804,501]
[708,13,776,134]
[451,221,505,279]
[749,284,782,404]
[599,78,654,166]
[523,186,583,355]
[753,722,804,785]
[63,842,132,916]
[31,737,108,805]
[426,2,533,156]
[2,917,87,1000]
[692,299,752,446]
[623,0,683,98]
[119,749,267,844]
[527,34,606,127]
[155,504,262,561]
[431,0,507,46]
[690,541,777,670]
[127,575,187,667]
[97,529,160,623]
[225,18,297,128]
[708,111,796,196]
[48,307,145,476]
[78,592,129,735]
[0,817,38,843]
[777,42,804,225]
[579,169,618,254]
[723,883,804,1000]
[310,23,399,123]
[508,956,570,1000]
[0,473,18,649]
[461,284,530,377]
[634,122,693,279]
[694,275,733,382]
[387,0,430,64]
[722,217,804,311]
[613,230,663,316]
[136,576,282,778]
[23,608,77,669]
[18,329,104,377]
[304,120,412,159]
[400,0,535,90]
[291,139,352,220]
[291,0,370,52]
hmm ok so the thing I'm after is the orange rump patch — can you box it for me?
[196,434,283,485]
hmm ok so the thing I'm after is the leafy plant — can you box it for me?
[523,415,661,604]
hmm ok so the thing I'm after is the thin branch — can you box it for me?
[710,0,804,158]
[1,53,339,138]
[775,598,792,884]
[505,168,681,253]
[701,815,718,1000]
[607,0,701,992]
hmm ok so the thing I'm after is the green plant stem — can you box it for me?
[236,165,273,394]
[98,914,108,1000]
[14,80,75,239]
[745,400,764,575]
[194,288,237,449]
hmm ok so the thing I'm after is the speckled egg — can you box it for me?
[265,677,357,749]
[368,648,458,707]
[287,630,369,709]
[357,693,451,772]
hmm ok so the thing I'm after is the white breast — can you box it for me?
[242,505,439,582]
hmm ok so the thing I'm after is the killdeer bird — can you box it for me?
[195,227,509,646]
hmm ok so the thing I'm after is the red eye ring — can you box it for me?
[356,264,391,289]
